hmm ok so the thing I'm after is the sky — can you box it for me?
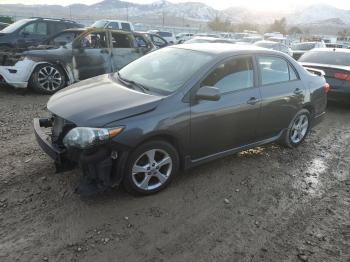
[0,0,349,11]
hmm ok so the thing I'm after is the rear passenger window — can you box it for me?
[258,56,290,85]
[121,23,131,31]
[201,56,254,93]
[111,32,132,48]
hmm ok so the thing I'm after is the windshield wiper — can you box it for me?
[116,72,150,93]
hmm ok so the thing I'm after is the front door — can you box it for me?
[190,56,261,159]
[72,31,112,81]
[256,55,305,140]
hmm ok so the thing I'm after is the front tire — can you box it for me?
[29,63,66,94]
[123,140,179,195]
[280,109,311,148]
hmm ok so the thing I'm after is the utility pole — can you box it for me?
[162,9,165,27]
[126,3,129,21]
[69,6,72,20]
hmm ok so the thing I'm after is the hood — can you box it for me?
[47,74,163,127]
[24,46,70,58]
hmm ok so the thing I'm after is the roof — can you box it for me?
[174,43,274,55]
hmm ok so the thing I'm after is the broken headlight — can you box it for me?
[63,127,123,149]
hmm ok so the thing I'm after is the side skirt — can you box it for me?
[184,130,285,169]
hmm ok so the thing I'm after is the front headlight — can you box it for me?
[63,127,123,149]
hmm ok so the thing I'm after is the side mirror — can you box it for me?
[195,86,221,101]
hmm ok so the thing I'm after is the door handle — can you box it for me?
[294,88,303,95]
[247,97,260,105]
[100,49,109,54]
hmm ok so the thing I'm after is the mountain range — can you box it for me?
[0,0,350,32]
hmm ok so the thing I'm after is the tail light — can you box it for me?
[323,83,330,93]
[334,72,350,81]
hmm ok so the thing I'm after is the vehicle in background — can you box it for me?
[184,36,233,44]
[91,20,134,32]
[254,40,293,56]
[133,32,164,51]
[0,22,9,30]
[291,41,326,60]
[299,48,350,103]
[236,36,263,44]
[0,17,83,49]
[175,32,194,44]
[148,30,175,44]
[33,44,327,196]
[267,36,291,46]
[326,43,350,49]
[195,33,218,38]
[44,28,159,53]
[0,28,144,94]
[264,32,284,39]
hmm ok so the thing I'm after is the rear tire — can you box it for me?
[29,63,66,94]
[123,140,179,195]
[279,109,311,148]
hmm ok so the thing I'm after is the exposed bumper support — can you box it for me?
[34,117,128,196]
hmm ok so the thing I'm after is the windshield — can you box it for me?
[292,43,316,51]
[0,19,35,33]
[299,51,350,66]
[91,20,108,28]
[117,47,213,94]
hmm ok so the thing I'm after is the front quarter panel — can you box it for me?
[105,92,190,156]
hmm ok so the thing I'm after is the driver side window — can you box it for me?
[20,23,35,35]
[201,56,254,94]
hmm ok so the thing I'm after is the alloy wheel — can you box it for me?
[290,114,309,144]
[131,149,173,191]
[37,66,63,91]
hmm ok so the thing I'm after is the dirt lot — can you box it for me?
[0,87,349,262]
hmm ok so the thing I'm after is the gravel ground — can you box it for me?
[0,87,349,262]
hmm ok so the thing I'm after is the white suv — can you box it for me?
[91,20,134,32]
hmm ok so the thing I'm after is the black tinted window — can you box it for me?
[299,51,350,66]
[36,22,47,35]
[108,22,119,29]
[202,57,254,93]
[258,56,290,85]
[121,23,131,31]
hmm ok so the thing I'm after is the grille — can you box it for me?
[51,115,76,147]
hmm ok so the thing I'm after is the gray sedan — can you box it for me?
[34,44,328,196]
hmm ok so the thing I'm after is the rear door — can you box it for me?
[256,55,305,140]
[190,55,261,159]
[72,31,112,80]
[110,31,142,71]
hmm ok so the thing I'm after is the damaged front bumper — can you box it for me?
[0,58,37,88]
[33,118,128,195]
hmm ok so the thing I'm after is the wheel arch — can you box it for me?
[29,61,72,85]
[133,132,185,169]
